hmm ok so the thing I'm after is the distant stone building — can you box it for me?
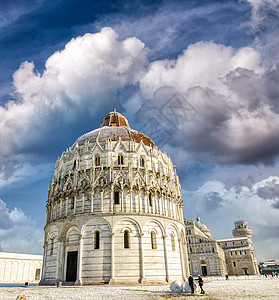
[184,218,260,276]
[0,252,43,283]
[40,110,189,285]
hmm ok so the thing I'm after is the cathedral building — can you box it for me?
[40,110,189,285]
[184,217,260,276]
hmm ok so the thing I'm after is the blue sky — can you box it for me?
[1,0,279,260]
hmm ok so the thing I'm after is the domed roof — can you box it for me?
[196,216,208,230]
[73,109,157,148]
[100,108,130,128]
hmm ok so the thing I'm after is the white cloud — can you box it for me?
[182,176,279,260]
[138,41,279,164]
[0,27,147,174]
[0,162,52,189]
[242,0,279,28]
[0,198,43,254]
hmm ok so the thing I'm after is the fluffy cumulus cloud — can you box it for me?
[0,198,43,254]
[182,176,279,260]
[0,27,147,177]
[1,26,279,175]
[138,41,279,165]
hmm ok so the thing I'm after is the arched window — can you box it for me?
[118,154,124,165]
[140,157,144,167]
[149,193,152,206]
[124,230,130,249]
[171,234,175,251]
[95,155,100,166]
[151,231,157,249]
[114,191,120,205]
[94,231,100,249]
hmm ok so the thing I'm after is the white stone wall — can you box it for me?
[41,215,188,285]
[0,253,43,283]
[41,137,188,285]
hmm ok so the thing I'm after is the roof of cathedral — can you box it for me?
[73,109,157,148]
[195,216,209,230]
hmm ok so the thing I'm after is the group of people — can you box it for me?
[188,275,205,294]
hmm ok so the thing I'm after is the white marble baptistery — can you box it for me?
[40,110,189,285]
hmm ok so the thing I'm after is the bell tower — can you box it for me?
[232,220,253,244]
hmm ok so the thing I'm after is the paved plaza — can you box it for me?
[0,277,278,300]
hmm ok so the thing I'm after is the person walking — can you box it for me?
[198,275,205,294]
[188,275,194,293]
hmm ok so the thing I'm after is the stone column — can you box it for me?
[146,191,150,214]
[82,193,85,213]
[163,235,169,282]
[56,237,64,283]
[59,199,62,218]
[154,192,158,214]
[101,190,104,212]
[172,201,175,219]
[130,189,133,212]
[46,206,49,223]
[91,190,94,213]
[178,238,186,282]
[121,189,124,212]
[39,242,48,284]
[158,194,162,215]
[139,233,146,283]
[109,232,115,284]
[74,195,77,214]
[137,190,141,212]
[164,196,168,216]
[75,235,83,285]
[110,188,114,212]
[66,197,68,216]
[54,202,57,219]
[144,190,147,213]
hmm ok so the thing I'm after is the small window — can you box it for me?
[114,191,120,205]
[140,157,144,167]
[50,238,54,255]
[151,231,157,249]
[233,262,236,267]
[95,155,100,166]
[124,230,130,248]
[171,234,175,251]
[235,251,237,255]
[118,155,124,165]
[94,231,100,249]
[149,193,152,206]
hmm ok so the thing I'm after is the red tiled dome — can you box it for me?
[73,110,157,148]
